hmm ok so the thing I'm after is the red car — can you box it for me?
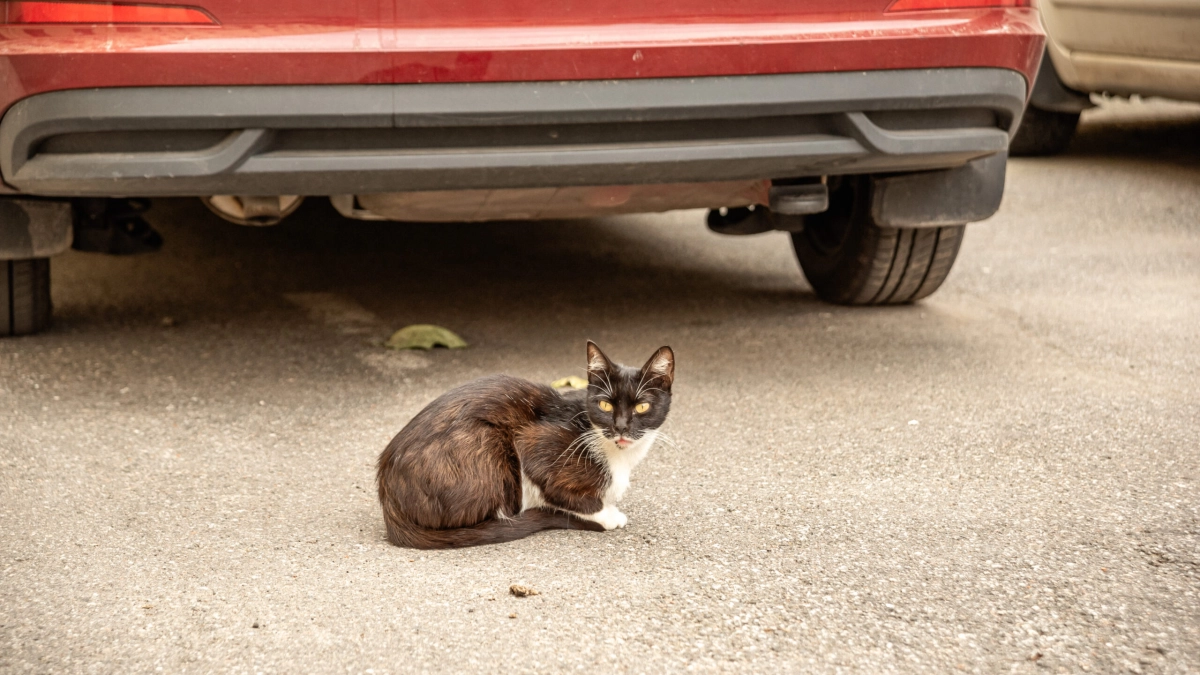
[0,0,1042,335]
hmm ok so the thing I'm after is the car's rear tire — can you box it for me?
[790,177,964,305]
[2,258,52,336]
[1010,105,1080,156]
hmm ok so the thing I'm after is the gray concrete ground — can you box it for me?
[2,98,1199,674]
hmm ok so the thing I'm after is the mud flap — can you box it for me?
[870,152,1007,228]
[0,198,72,260]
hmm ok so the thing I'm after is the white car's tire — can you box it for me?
[2,258,52,337]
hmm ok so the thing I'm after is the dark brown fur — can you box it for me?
[377,343,674,549]
[376,376,606,549]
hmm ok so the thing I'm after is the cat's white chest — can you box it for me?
[518,429,657,525]
[600,429,657,506]
[520,472,547,512]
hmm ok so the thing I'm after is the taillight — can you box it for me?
[3,1,217,24]
[887,0,1031,10]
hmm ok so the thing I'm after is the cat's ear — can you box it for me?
[586,341,614,378]
[640,346,675,390]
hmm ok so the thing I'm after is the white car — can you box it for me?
[1013,0,1200,154]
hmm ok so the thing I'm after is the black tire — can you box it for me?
[1010,105,1080,156]
[2,258,52,336]
[790,177,965,305]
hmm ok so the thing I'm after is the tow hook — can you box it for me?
[706,182,829,236]
[769,184,828,216]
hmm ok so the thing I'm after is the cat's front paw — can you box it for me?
[590,506,628,531]
[610,510,629,529]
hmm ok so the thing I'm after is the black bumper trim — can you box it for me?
[1,69,1026,197]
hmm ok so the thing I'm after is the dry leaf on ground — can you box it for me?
[550,376,588,390]
[385,324,468,350]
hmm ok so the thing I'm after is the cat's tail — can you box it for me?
[382,508,604,550]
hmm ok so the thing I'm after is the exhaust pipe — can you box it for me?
[202,195,303,226]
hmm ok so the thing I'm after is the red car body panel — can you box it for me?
[2,5,1042,114]
[0,1,1045,319]
[0,2,1043,205]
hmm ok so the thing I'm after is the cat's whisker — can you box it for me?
[560,430,598,468]
[559,427,607,467]
[599,370,615,398]
[583,366,615,398]
[635,375,668,400]
[555,433,588,464]
[583,430,612,478]
[653,429,680,450]
[556,432,593,467]
[576,432,601,463]
[634,369,650,399]
[654,437,677,449]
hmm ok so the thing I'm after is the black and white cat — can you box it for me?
[377,341,674,549]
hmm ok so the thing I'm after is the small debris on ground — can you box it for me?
[385,324,468,350]
[161,316,178,327]
[550,376,588,390]
[509,584,540,597]
[508,613,518,619]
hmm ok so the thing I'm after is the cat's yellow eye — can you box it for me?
[598,400,613,412]
[635,402,651,414]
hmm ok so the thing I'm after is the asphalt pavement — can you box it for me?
[2,98,1198,674]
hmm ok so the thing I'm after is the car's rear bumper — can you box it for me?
[1,68,1026,198]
